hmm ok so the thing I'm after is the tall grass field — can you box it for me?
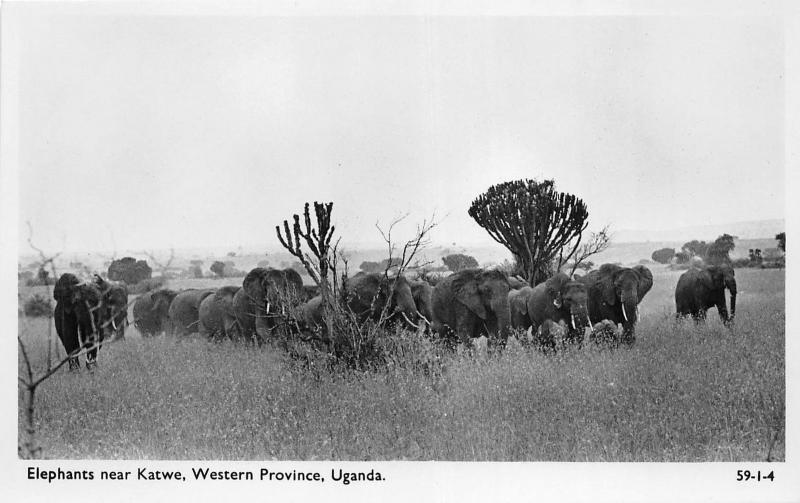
[18,267,784,461]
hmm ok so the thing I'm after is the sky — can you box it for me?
[13,13,785,254]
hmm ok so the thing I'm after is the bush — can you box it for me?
[23,295,53,317]
[128,277,166,295]
[674,251,691,264]
[441,254,479,273]
[108,257,152,285]
[651,248,675,264]
[210,261,226,278]
[731,258,751,269]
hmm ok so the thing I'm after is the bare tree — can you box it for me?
[373,213,438,326]
[143,248,176,277]
[559,226,612,276]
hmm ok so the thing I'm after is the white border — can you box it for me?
[1,1,796,502]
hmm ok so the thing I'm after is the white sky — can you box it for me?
[14,13,784,253]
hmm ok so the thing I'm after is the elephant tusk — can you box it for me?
[570,314,576,330]
[111,318,118,331]
[401,312,420,329]
[622,304,628,322]
[266,301,271,313]
[417,313,431,326]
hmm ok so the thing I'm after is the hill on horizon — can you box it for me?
[611,218,784,244]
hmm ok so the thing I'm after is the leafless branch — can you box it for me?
[563,225,612,276]
[143,248,176,275]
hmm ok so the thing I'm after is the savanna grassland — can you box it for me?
[18,267,784,461]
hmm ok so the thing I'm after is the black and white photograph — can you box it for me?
[2,1,796,501]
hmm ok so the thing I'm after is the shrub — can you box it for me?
[441,254,479,273]
[707,234,736,265]
[210,261,226,278]
[23,295,53,317]
[108,257,152,285]
[731,258,751,268]
[674,251,691,264]
[651,248,675,264]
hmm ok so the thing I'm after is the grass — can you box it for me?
[18,267,784,461]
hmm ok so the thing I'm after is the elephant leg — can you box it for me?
[533,322,555,352]
[620,324,636,347]
[55,307,81,370]
[222,317,234,341]
[80,324,99,369]
[716,302,730,325]
[454,311,476,348]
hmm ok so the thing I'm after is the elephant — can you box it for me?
[93,275,128,341]
[298,295,325,332]
[132,288,178,337]
[577,264,654,346]
[430,268,512,346]
[675,264,736,325]
[343,272,422,328]
[526,272,592,349]
[507,276,528,290]
[53,273,108,370]
[233,267,304,344]
[410,280,433,326]
[302,284,320,301]
[508,286,534,330]
[198,286,241,342]
[168,289,216,337]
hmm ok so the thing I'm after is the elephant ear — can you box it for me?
[597,264,621,305]
[242,268,268,301]
[518,290,529,315]
[544,273,569,307]
[452,272,487,319]
[152,295,168,312]
[705,266,725,289]
[355,273,385,304]
[632,265,654,301]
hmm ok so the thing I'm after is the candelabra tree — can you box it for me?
[468,179,589,285]
[276,201,340,336]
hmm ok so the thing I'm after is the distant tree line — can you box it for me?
[651,232,784,269]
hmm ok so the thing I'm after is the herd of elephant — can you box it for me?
[51,261,738,369]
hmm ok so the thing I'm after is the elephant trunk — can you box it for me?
[491,296,512,339]
[255,302,271,342]
[569,306,591,331]
[392,288,421,328]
